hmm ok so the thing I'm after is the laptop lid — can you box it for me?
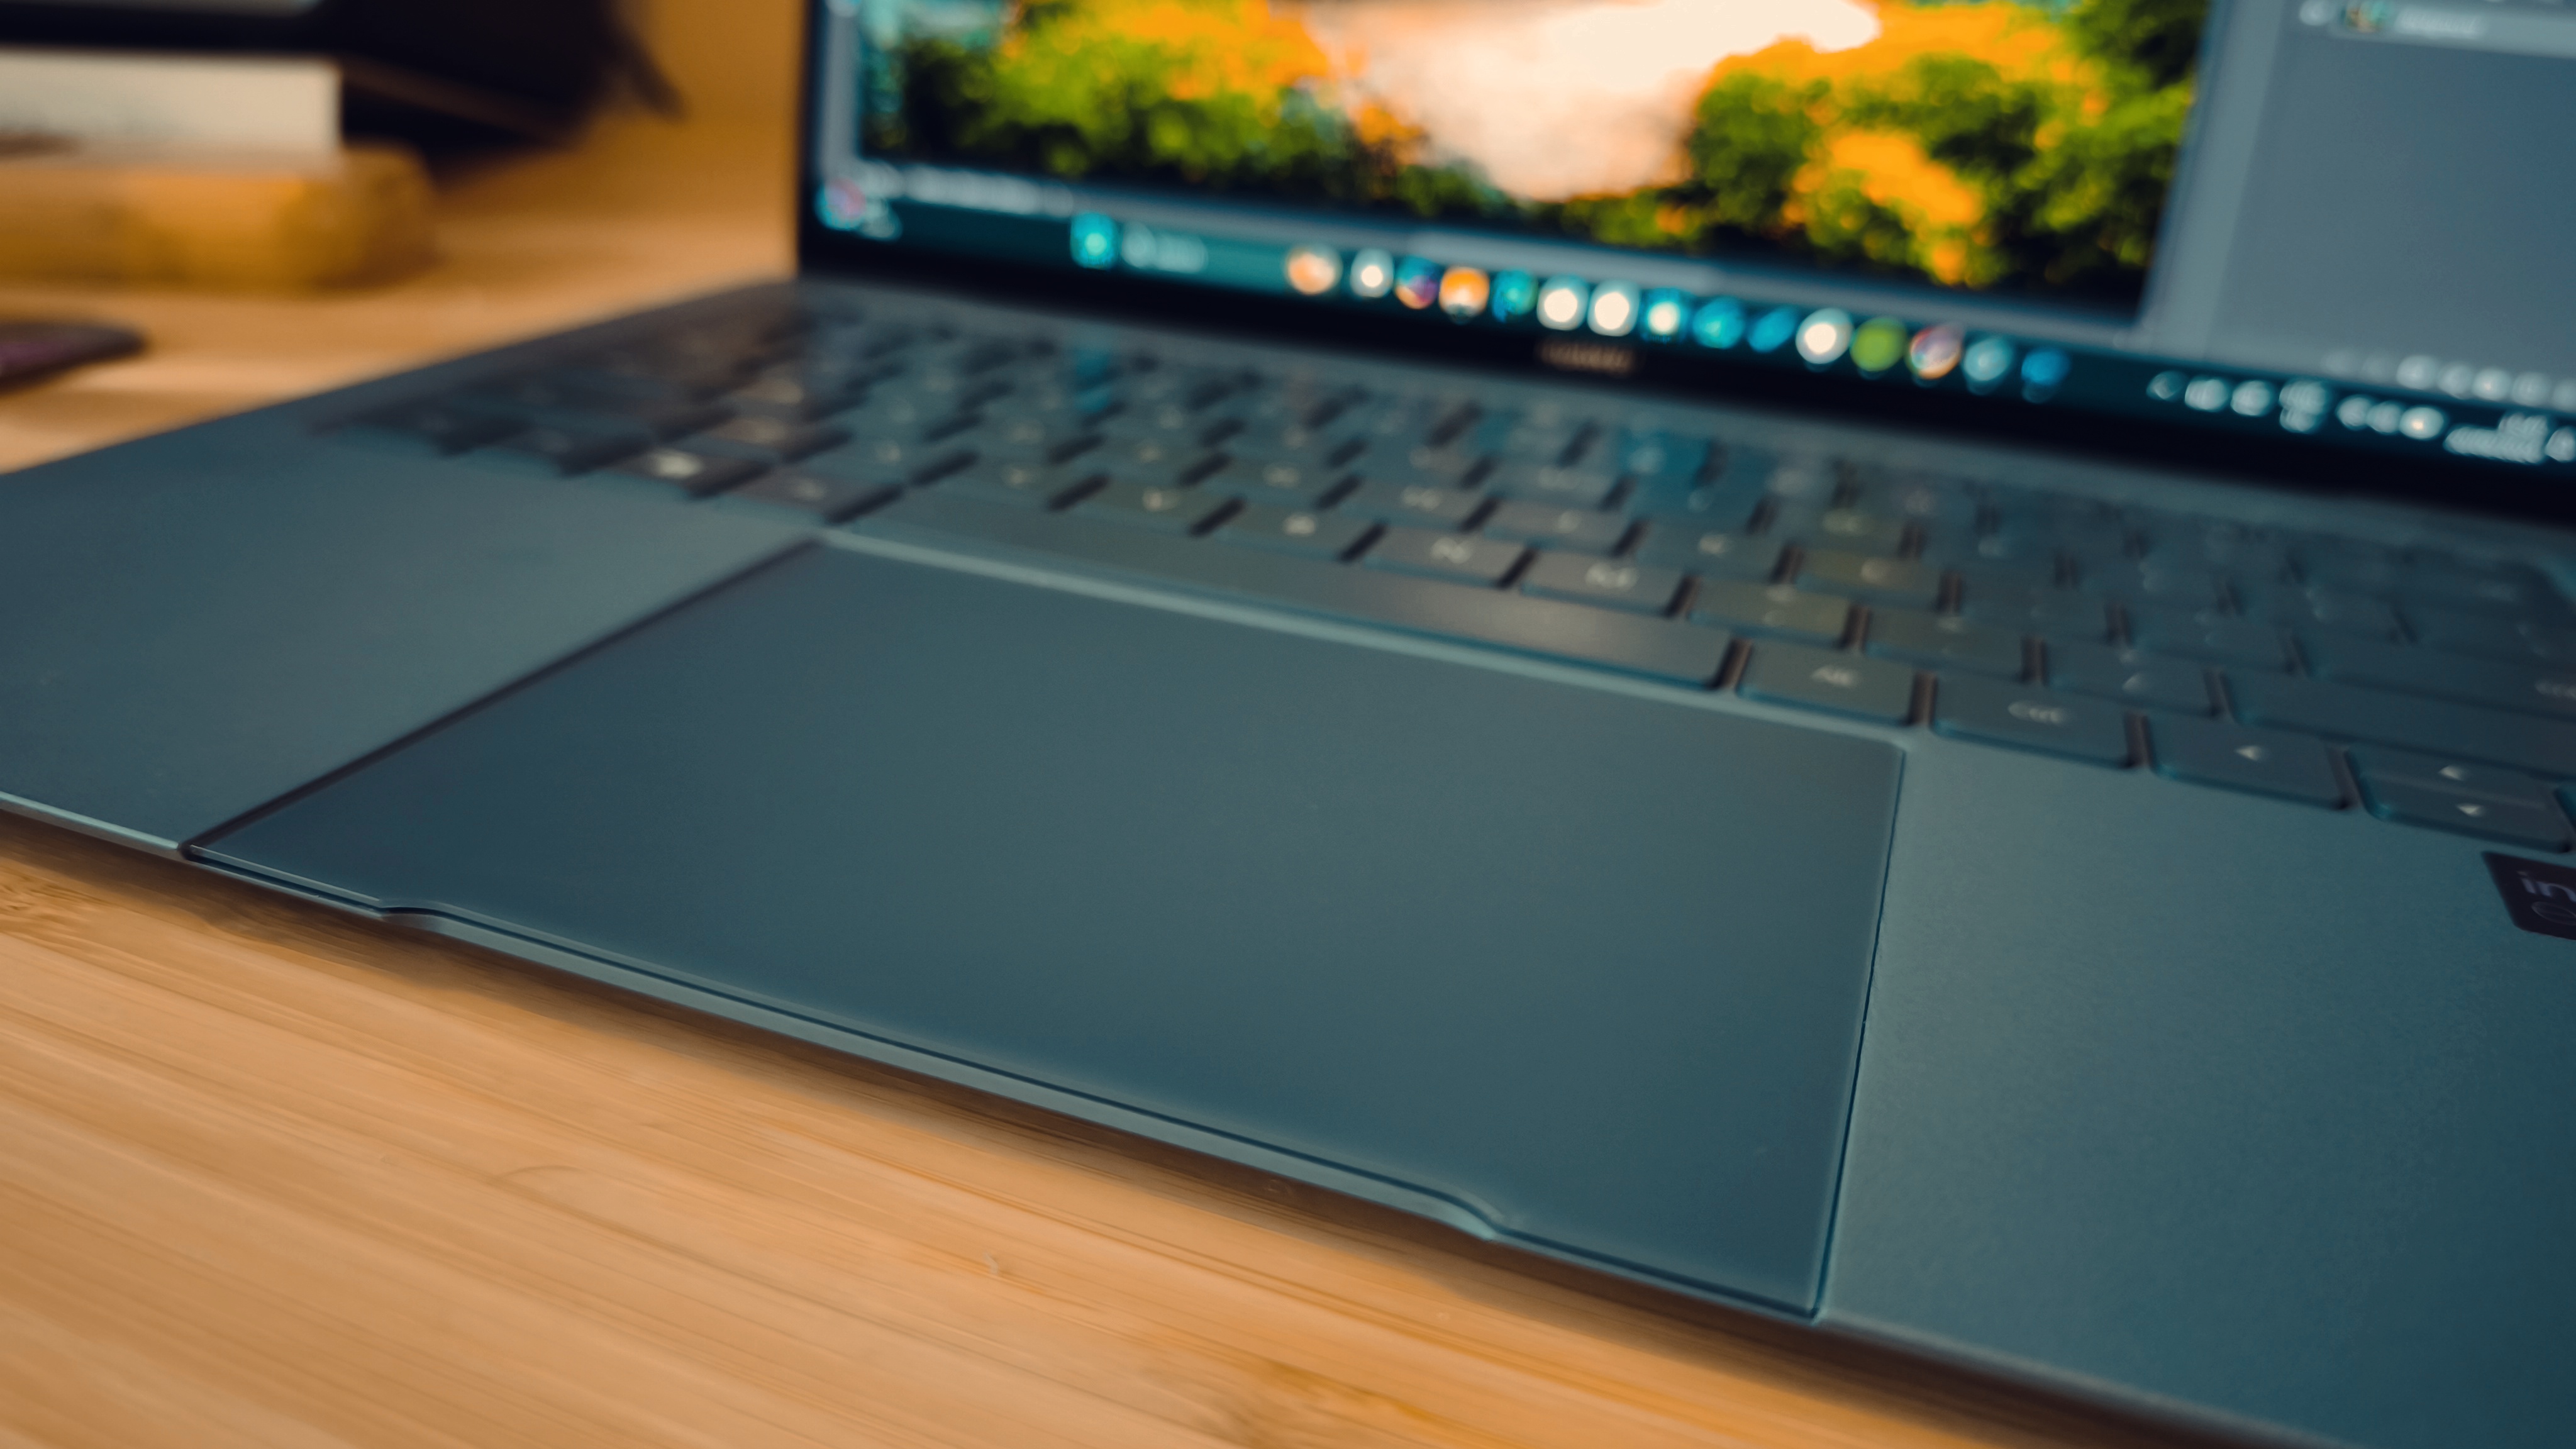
[794,0,2576,521]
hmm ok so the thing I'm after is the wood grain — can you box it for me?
[0,816,2215,1449]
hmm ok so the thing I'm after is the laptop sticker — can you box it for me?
[2484,853,2576,941]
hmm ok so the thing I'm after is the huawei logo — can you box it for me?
[1535,340,1636,376]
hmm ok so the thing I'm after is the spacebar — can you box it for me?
[841,490,1733,687]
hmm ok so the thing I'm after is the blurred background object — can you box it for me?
[0,0,676,152]
[0,318,143,390]
[0,0,800,467]
[0,141,436,290]
[0,0,687,291]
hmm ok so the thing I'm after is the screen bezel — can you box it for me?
[792,1,2576,528]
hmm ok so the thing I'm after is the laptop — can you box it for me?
[5,1,2571,1443]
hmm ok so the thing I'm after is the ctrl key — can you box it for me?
[1739,643,1917,723]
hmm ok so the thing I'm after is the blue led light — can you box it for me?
[1962,335,2017,389]
[1691,298,1746,348]
[1069,213,1119,269]
[1748,306,1800,353]
[2021,347,2071,389]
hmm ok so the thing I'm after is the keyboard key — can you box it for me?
[2146,715,2343,806]
[1865,609,2025,677]
[853,491,1730,686]
[553,359,741,402]
[1087,434,1212,482]
[1096,399,1229,447]
[1630,484,1764,535]
[2082,561,2226,607]
[472,425,641,476]
[2143,531,2289,577]
[2526,624,2576,662]
[1365,526,1526,586]
[2405,604,2544,661]
[689,413,849,463]
[1482,502,1629,554]
[1946,559,2065,599]
[725,373,867,420]
[1786,508,1908,556]
[465,377,727,438]
[2244,586,2402,639]
[1340,480,1486,529]
[1757,455,1836,503]
[1518,553,1682,616]
[1475,409,1591,460]
[1959,592,2112,642]
[1868,478,1980,528]
[1483,461,1619,509]
[1197,454,1348,508]
[2302,635,2576,723]
[1380,443,1489,487]
[1797,550,1943,609]
[837,392,977,443]
[1221,421,1363,467]
[1076,480,1230,534]
[1628,524,1783,580]
[2345,746,2560,811]
[609,446,765,497]
[2126,605,2289,668]
[2360,777,2572,850]
[1214,502,1374,561]
[1921,533,2059,573]
[938,458,1090,509]
[724,469,896,521]
[2399,570,2545,616]
[336,401,519,455]
[803,436,973,485]
[1933,676,2133,765]
[2226,672,2576,779]
[2045,640,2215,713]
[974,414,1103,463]
[1613,432,1711,491]
[1739,643,1917,723]
[1686,580,1852,645]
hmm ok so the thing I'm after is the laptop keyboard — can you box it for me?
[331,297,2576,852]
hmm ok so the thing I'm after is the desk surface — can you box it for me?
[0,119,2205,1449]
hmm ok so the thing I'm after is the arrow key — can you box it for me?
[2345,745,2558,808]
[2359,777,2572,849]
[2146,714,2344,807]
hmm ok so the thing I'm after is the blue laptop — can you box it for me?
[4,3,2571,1444]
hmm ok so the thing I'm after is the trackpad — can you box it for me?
[204,543,1901,1311]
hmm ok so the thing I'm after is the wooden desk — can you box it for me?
[0,118,2207,1449]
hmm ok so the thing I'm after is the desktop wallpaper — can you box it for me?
[860,0,2209,301]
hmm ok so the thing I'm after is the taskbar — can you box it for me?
[820,185,2576,479]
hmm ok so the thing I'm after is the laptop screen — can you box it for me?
[806,0,2576,487]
